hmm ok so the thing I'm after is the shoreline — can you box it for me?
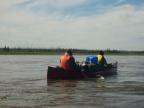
[0,52,144,56]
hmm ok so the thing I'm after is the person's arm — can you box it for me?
[69,57,81,72]
[103,57,108,67]
[104,58,107,65]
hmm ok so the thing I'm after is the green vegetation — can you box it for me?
[0,46,144,56]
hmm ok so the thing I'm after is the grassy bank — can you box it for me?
[0,51,144,56]
[0,51,63,55]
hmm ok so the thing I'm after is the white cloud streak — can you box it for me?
[26,0,89,9]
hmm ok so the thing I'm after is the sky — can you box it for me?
[0,0,144,51]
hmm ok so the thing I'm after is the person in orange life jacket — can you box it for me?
[60,50,81,72]
[97,50,109,69]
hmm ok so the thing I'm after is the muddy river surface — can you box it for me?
[0,55,144,108]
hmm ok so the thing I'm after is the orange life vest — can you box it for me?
[60,54,74,71]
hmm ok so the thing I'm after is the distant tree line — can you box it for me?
[2,46,10,52]
[0,46,144,54]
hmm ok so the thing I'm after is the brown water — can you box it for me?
[0,55,144,108]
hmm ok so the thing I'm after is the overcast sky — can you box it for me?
[0,0,144,50]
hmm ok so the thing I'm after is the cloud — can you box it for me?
[0,0,144,50]
[116,0,124,4]
[0,0,27,11]
[24,0,89,10]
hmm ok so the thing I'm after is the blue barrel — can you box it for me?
[86,56,98,64]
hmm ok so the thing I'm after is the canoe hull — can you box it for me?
[47,62,118,79]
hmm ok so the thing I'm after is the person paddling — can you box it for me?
[60,50,81,72]
[97,50,112,69]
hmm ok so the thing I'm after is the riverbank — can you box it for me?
[1,47,144,56]
[0,51,144,56]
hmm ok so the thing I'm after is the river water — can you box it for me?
[0,55,144,108]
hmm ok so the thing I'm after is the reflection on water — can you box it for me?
[0,55,144,108]
[48,80,77,87]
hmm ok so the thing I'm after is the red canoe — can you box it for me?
[47,62,118,79]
